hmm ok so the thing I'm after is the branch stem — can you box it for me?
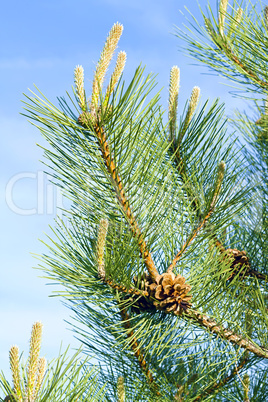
[94,124,159,281]
[168,210,212,272]
[103,277,149,297]
[185,309,268,359]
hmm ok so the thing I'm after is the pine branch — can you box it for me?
[204,16,268,90]
[108,275,267,359]
[80,119,159,281]
[95,125,159,279]
[192,353,249,400]
[119,305,161,396]
[168,161,225,272]
[247,269,268,282]
[213,238,268,282]
[218,39,268,90]
[102,277,149,297]
[184,309,268,359]
[167,209,212,272]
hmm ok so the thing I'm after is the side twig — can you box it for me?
[204,17,268,90]
[167,210,212,273]
[94,124,159,281]
[102,277,149,297]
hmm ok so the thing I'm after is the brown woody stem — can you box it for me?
[247,269,268,281]
[102,277,149,297]
[108,280,268,360]
[93,124,159,281]
[185,309,268,359]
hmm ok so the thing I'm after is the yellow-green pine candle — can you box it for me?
[235,7,243,26]
[188,86,200,122]
[228,7,243,39]
[97,219,109,279]
[105,50,127,103]
[9,346,23,402]
[219,0,229,36]
[168,66,180,142]
[91,23,123,115]
[27,322,43,400]
[117,376,125,402]
[32,357,46,401]
[179,86,200,142]
[74,65,86,111]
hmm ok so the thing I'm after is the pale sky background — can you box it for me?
[1,0,248,386]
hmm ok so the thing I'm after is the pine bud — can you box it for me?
[117,376,125,402]
[168,66,180,142]
[178,86,200,143]
[74,65,87,111]
[243,373,250,401]
[97,218,109,279]
[32,357,46,400]
[188,86,200,121]
[211,161,225,210]
[27,322,43,399]
[91,23,123,114]
[228,8,243,38]
[204,17,216,39]
[9,346,23,402]
[235,8,243,26]
[105,51,126,101]
[219,0,229,37]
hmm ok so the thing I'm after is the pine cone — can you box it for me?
[128,272,192,315]
[224,248,251,280]
[152,272,192,315]
[129,273,156,313]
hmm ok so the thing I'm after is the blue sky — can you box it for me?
[1,0,244,384]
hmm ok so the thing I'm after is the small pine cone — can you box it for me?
[224,248,251,280]
[128,274,156,313]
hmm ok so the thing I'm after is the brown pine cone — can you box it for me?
[152,272,192,315]
[128,272,192,315]
[224,248,251,280]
